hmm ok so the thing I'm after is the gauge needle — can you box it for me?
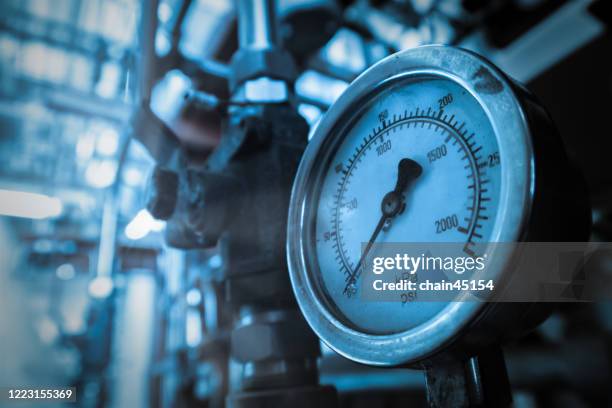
[343,158,422,295]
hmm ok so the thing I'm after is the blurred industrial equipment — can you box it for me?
[0,0,610,407]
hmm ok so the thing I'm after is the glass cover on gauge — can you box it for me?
[310,77,501,335]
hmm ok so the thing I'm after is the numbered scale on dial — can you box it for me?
[287,46,590,366]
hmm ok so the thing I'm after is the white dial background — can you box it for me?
[313,78,502,334]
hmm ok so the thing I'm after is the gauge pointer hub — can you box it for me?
[343,158,422,295]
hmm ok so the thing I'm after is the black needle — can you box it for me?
[343,158,422,295]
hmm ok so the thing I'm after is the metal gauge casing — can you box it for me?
[287,46,590,366]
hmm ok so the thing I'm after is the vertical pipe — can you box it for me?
[96,191,118,277]
[136,0,160,103]
[95,133,131,277]
[236,0,278,50]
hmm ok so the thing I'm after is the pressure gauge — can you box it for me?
[287,46,590,366]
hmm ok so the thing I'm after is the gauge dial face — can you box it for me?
[312,77,502,334]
